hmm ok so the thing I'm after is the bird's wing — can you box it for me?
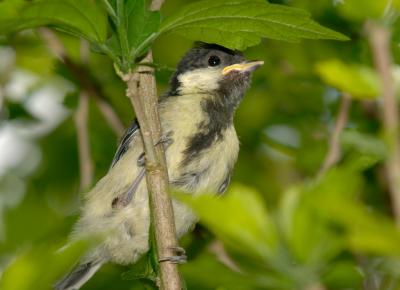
[110,120,140,168]
[55,259,105,290]
[108,120,146,208]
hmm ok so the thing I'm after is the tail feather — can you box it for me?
[55,260,104,290]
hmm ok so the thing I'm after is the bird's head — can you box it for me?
[168,43,263,107]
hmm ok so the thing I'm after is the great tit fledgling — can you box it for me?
[56,43,263,290]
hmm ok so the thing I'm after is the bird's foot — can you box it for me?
[158,246,187,264]
[155,131,174,148]
[137,131,174,167]
[169,246,186,256]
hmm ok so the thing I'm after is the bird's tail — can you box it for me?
[54,259,104,290]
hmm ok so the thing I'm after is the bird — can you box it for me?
[55,42,263,290]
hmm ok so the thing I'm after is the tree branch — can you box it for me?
[0,84,8,122]
[319,93,351,175]
[0,87,3,110]
[0,85,4,117]
[75,91,94,190]
[122,0,182,288]
[208,240,241,273]
[94,97,125,137]
[0,50,14,118]
[366,21,400,223]
[123,56,182,290]
[74,40,94,191]
[39,28,125,138]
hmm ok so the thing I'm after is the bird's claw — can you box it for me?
[158,246,187,264]
[117,133,174,209]
[158,255,187,264]
[168,246,186,256]
[137,132,174,167]
[155,131,174,148]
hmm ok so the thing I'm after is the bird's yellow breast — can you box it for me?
[160,94,239,193]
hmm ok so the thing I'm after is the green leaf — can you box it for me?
[322,197,400,256]
[338,0,399,21]
[126,0,160,57]
[181,254,259,290]
[5,101,38,121]
[0,239,91,290]
[104,0,161,59]
[15,40,56,75]
[322,261,362,290]
[120,255,155,281]
[0,0,25,22]
[63,92,79,110]
[277,168,365,266]
[310,169,400,257]
[0,0,108,44]
[341,131,387,158]
[315,59,381,99]
[175,184,277,261]
[159,0,348,51]
[279,186,344,265]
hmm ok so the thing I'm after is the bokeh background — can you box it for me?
[1,0,400,289]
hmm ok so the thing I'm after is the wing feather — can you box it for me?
[110,120,140,168]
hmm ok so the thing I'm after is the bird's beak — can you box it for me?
[222,60,264,75]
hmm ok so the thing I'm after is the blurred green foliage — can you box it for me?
[315,59,380,99]
[1,0,400,290]
[0,0,346,72]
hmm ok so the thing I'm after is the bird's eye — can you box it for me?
[208,55,221,67]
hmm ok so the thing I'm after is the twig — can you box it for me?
[75,91,93,190]
[124,55,182,290]
[100,0,117,22]
[39,28,125,138]
[0,85,4,116]
[366,21,400,224]
[0,50,15,117]
[319,93,352,175]
[94,97,125,137]
[208,240,241,273]
[123,0,181,288]
[74,40,94,191]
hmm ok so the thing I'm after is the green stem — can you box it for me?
[148,221,160,275]
[116,0,131,72]
[130,32,159,61]
[100,0,118,23]
[98,43,119,65]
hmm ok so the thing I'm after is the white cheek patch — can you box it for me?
[177,68,221,95]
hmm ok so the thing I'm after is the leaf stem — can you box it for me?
[39,28,125,138]
[116,0,131,72]
[130,32,159,60]
[75,40,94,191]
[319,93,351,175]
[100,0,118,23]
[98,43,120,65]
[75,91,94,190]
